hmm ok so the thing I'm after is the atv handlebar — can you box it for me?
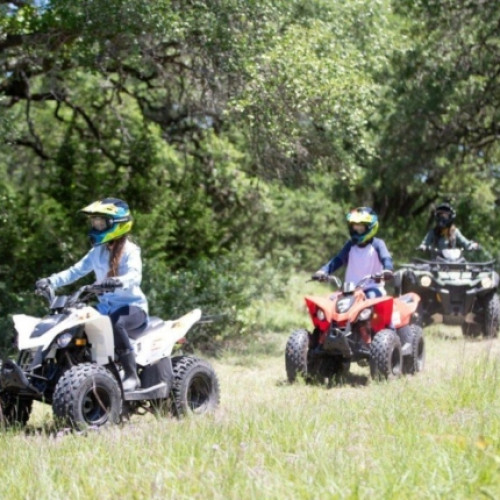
[68,281,124,305]
[35,283,55,303]
[310,271,392,290]
[36,281,123,310]
[84,281,124,293]
[309,274,342,287]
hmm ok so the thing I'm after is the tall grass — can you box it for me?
[0,275,499,499]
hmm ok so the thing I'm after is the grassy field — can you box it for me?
[1,278,499,499]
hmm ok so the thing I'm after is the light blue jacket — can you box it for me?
[48,240,148,315]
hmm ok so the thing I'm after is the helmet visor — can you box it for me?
[436,210,451,220]
[90,216,110,232]
[350,223,367,234]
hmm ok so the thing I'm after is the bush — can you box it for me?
[143,249,296,352]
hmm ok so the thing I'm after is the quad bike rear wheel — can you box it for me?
[0,394,33,428]
[483,293,500,338]
[52,363,122,429]
[370,329,402,380]
[171,356,220,417]
[285,329,309,383]
[402,324,425,375]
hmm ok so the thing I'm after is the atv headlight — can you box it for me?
[420,276,432,287]
[481,276,493,289]
[337,296,355,313]
[56,332,74,348]
[316,308,326,321]
[357,308,372,321]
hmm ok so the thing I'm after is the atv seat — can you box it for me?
[127,316,165,340]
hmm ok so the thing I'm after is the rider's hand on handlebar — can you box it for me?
[311,270,328,282]
[417,244,428,252]
[35,278,51,291]
[382,270,394,281]
[99,277,122,289]
[468,241,480,251]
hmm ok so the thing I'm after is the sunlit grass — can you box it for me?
[1,276,499,499]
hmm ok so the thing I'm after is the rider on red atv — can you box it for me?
[313,207,394,298]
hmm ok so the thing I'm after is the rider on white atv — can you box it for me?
[36,197,147,392]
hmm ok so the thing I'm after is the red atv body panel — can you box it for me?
[305,290,394,341]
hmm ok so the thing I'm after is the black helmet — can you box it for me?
[434,202,456,229]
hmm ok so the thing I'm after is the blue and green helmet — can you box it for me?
[81,198,133,246]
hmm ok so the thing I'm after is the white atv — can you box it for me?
[0,282,220,430]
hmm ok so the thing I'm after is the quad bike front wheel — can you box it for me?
[52,363,122,430]
[402,324,425,375]
[171,356,220,417]
[461,322,481,338]
[285,329,309,383]
[370,329,402,380]
[0,393,33,428]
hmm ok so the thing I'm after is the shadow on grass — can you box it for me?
[423,323,492,343]
[5,412,133,438]
[276,372,370,389]
[17,421,110,438]
[217,332,286,363]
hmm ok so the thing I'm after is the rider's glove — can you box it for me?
[100,277,122,289]
[382,270,394,281]
[312,270,328,282]
[35,278,51,290]
[468,241,479,251]
[417,244,428,252]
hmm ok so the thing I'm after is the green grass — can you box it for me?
[1,277,499,499]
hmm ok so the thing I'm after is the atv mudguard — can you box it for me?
[392,293,420,329]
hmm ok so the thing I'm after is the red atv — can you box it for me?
[285,273,425,385]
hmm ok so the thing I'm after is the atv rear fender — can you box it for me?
[392,292,421,328]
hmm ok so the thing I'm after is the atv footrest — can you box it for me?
[123,382,168,401]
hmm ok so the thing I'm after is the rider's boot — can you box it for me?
[118,349,141,392]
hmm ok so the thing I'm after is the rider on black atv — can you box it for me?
[418,202,479,252]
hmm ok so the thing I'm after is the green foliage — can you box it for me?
[142,249,294,350]
[229,0,395,186]
[0,0,499,349]
[244,181,347,270]
[367,0,500,225]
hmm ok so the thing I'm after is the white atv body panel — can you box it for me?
[132,308,202,366]
[13,306,115,365]
[13,307,201,367]
[12,315,40,345]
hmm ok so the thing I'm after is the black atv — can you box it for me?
[394,248,500,338]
